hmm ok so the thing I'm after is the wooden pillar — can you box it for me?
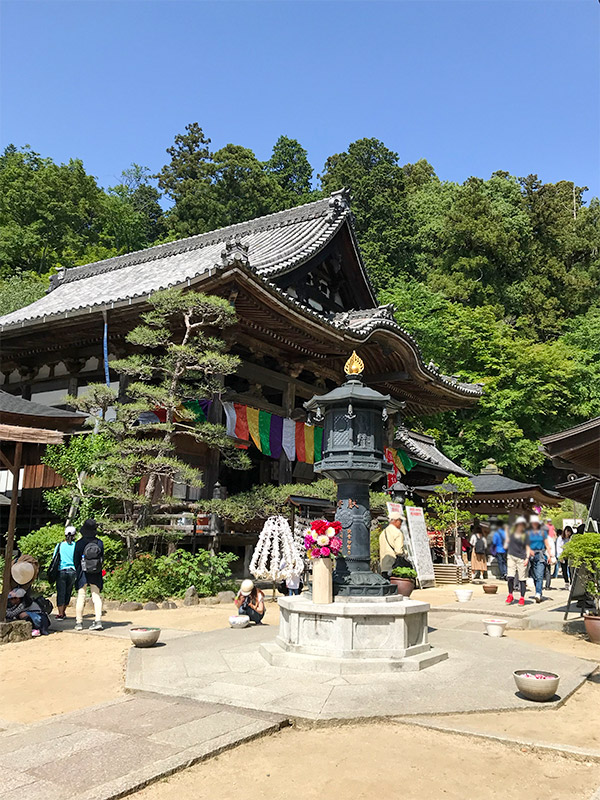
[278,382,295,485]
[0,442,23,621]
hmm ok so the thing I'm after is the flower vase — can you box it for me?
[312,556,333,604]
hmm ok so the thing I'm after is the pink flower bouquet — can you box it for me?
[303,519,343,559]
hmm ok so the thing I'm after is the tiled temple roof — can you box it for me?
[0,190,363,328]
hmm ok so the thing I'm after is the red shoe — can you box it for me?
[505,594,514,604]
[518,597,525,606]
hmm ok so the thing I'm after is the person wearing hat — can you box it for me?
[73,519,105,631]
[506,517,531,605]
[528,514,554,602]
[6,587,50,636]
[234,579,265,624]
[379,511,406,579]
[52,525,78,620]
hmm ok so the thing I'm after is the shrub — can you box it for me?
[391,566,417,579]
[561,532,600,615]
[103,549,237,602]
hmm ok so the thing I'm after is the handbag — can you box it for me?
[46,547,61,585]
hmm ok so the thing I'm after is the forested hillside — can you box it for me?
[1,126,598,482]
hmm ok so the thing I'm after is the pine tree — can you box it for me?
[70,288,249,557]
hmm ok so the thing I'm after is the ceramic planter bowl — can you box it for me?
[454,589,473,603]
[483,618,508,637]
[513,670,560,701]
[130,627,161,648]
[483,584,498,594]
[389,577,415,597]
[583,614,600,644]
[229,614,250,629]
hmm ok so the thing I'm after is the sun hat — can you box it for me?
[514,516,527,526]
[80,519,98,537]
[11,561,35,585]
[389,511,404,521]
[529,514,541,525]
[240,579,254,596]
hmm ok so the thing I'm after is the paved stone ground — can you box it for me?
[430,583,582,630]
[126,621,597,720]
[0,694,285,800]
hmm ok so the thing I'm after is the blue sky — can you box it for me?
[2,1,598,199]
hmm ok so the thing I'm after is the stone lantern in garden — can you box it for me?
[305,351,396,597]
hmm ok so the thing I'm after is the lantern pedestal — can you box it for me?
[311,557,333,604]
[260,595,447,674]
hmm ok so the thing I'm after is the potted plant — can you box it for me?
[561,532,600,644]
[390,567,417,597]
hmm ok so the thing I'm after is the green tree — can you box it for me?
[0,270,48,316]
[320,138,413,290]
[0,145,103,274]
[425,474,475,563]
[266,135,314,202]
[69,288,250,557]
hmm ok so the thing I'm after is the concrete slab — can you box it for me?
[0,695,286,800]
[126,622,598,721]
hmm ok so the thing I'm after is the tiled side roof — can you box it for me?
[395,427,470,477]
[0,390,85,420]
[0,191,359,328]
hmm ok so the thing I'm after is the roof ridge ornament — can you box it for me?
[326,188,351,222]
[344,350,364,377]
[218,235,250,269]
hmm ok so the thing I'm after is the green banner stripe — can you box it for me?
[314,426,323,461]
[258,409,272,456]
[397,448,415,471]
[183,400,207,423]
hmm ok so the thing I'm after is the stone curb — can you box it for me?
[392,718,600,764]
[74,717,286,800]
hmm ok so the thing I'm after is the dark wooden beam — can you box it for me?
[0,440,22,621]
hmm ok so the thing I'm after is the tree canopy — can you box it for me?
[1,125,599,484]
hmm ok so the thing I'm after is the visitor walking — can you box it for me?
[51,525,77,619]
[557,526,572,587]
[470,527,488,580]
[73,519,104,632]
[528,515,554,602]
[235,579,265,624]
[506,517,530,606]
[490,517,507,579]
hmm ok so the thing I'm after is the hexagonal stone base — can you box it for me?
[260,595,447,673]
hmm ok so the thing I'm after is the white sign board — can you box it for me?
[405,506,436,588]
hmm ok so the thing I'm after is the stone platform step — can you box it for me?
[259,641,448,674]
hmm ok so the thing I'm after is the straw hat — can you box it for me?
[11,561,35,585]
[389,511,404,521]
[240,579,254,596]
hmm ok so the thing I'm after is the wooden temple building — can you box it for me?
[541,417,600,507]
[415,458,562,520]
[0,191,482,549]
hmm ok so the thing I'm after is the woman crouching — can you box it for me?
[235,579,265,625]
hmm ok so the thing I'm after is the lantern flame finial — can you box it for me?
[344,351,364,376]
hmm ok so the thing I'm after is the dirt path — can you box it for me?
[132,722,600,800]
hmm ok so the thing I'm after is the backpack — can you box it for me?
[82,540,103,573]
[32,595,53,615]
[474,537,486,555]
